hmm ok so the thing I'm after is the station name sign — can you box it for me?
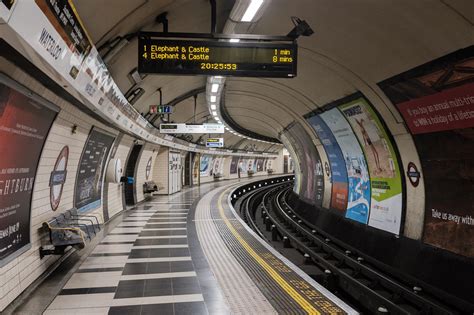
[160,123,224,134]
[138,36,297,78]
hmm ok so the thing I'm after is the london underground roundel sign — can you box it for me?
[50,146,69,211]
[406,162,421,187]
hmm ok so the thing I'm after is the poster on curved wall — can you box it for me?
[339,96,403,234]
[256,158,264,172]
[210,156,224,176]
[200,155,213,177]
[378,46,474,256]
[284,123,324,206]
[0,78,58,264]
[230,156,239,174]
[320,108,371,224]
[74,128,115,213]
[306,115,348,213]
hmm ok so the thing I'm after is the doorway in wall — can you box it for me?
[184,152,194,186]
[124,144,142,206]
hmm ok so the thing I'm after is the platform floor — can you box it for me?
[41,177,356,315]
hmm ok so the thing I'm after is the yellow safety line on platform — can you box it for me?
[217,189,321,315]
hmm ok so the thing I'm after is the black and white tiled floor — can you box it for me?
[45,198,206,314]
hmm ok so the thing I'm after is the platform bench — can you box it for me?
[39,208,101,258]
[143,181,159,194]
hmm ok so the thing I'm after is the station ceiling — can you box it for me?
[73,0,473,152]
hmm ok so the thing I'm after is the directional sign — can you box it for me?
[206,138,224,148]
[138,37,297,78]
[150,105,172,114]
[159,123,224,134]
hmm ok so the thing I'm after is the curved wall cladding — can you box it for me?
[378,45,474,258]
[282,122,324,207]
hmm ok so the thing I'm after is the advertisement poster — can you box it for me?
[320,108,371,224]
[200,155,213,177]
[74,128,115,212]
[210,156,223,176]
[256,158,264,172]
[339,97,403,234]
[285,123,324,206]
[378,46,474,256]
[307,115,348,212]
[230,156,239,174]
[247,159,254,172]
[0,81,57,262]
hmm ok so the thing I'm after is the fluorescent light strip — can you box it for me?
[210,95,217,102]
[229,38,240,43]
[210,104,217,110]
[241,0,264,22]
[211,83,219,93]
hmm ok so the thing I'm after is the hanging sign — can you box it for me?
[206,138,224,148]
[160,123,224,134]
[138,36,297,78]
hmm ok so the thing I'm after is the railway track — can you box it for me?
[234,179,472,315]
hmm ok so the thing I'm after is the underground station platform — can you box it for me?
[15,177,355,315]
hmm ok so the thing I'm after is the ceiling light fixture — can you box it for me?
[210,104,217,110]
[229,38,240,43]
[241,0,264,22]
[211,83,219,93]
[212,110,218,116]
[210,95,217,102]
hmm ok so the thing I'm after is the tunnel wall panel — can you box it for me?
[378,45,474,258]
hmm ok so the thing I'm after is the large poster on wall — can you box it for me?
[256,158,264,172]
[307,115,348,213]
[320,108,371,224]
[230,156,239,174]
[0,79,57,263]
[378,46,474,256]
[200,155,213,177]
[339,96,403,234]
[74,128,115,212]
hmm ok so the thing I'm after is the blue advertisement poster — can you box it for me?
[307,115,348,213]
[320,108,371,224]
[200,155,213,177]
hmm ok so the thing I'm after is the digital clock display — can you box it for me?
[138,37,297,78]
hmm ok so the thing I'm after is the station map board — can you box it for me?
[138,37,297,78]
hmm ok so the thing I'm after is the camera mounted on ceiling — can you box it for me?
[287,17,314,39]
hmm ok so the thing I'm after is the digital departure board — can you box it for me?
[138,37,297,78]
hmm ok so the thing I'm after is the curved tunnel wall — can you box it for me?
[283,46,474,302]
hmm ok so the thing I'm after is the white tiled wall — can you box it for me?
[135,144,159,202]
[105,134,133,219]
[153,147,169,195]
[0,58,122,311]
